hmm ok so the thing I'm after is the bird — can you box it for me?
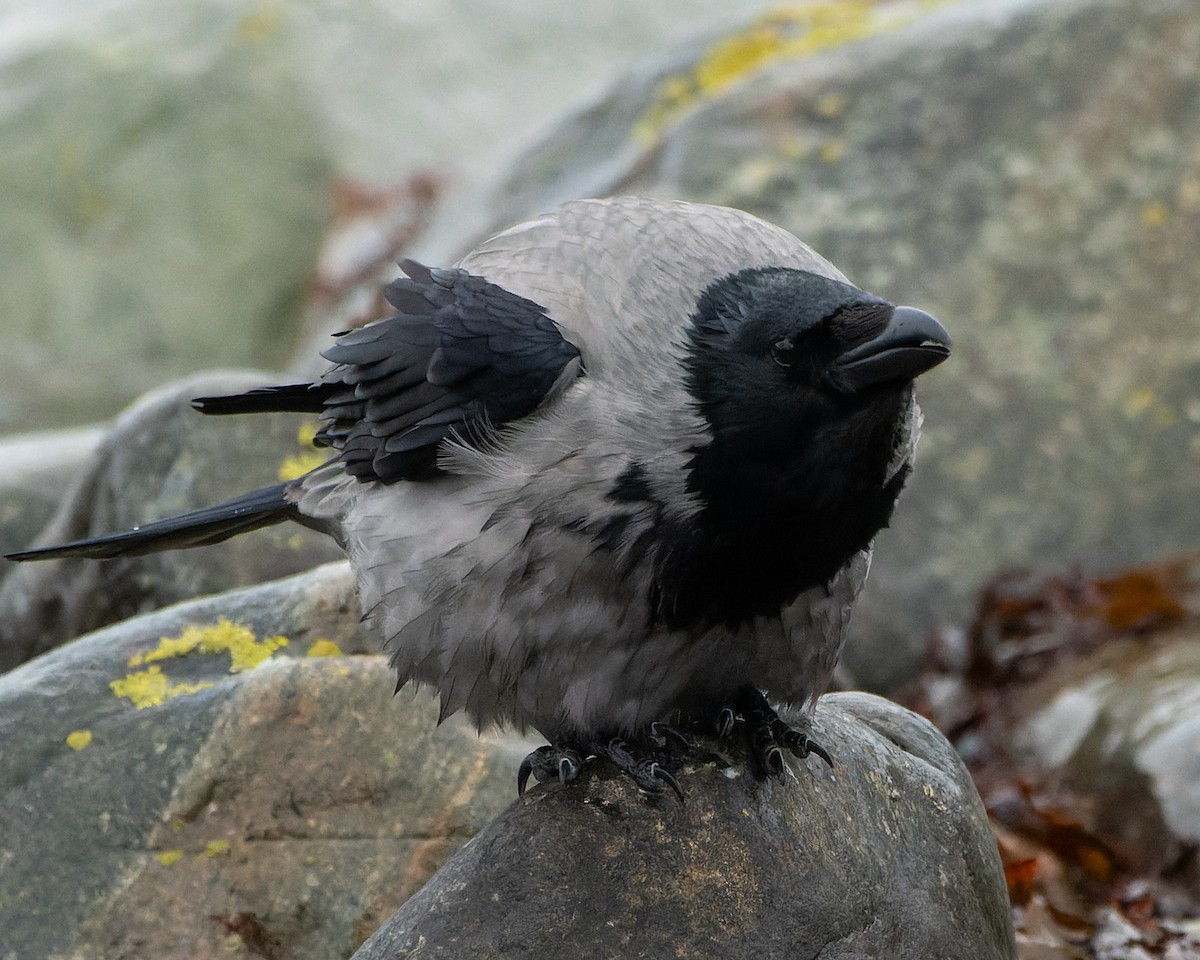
[8,197,950,800]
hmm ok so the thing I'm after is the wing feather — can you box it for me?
[316,261,582,481]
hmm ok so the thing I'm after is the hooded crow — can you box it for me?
[8,197,950,799]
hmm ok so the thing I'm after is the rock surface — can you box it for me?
[0,562,535,960]
[443,0,1200,692]
[0,6,331,432]
[0,370,343,669]
[354,693,1017,960]
[900,554,1200,956]
[1010,622,1200,886]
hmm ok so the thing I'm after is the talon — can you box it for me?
[779,727,834,768]
[517,755,535,797]
[558,754,579,784]
[715,706,737,739]
[807,739,835,768]
[652,763,685,803]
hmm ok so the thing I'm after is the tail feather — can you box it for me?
[6,483,297,562]
[191,383,333,416]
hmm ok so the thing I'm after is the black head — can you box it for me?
[658,266,950,627]
[684,267,949,440]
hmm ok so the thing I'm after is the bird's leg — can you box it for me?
[517,743,584,797]
[719,685,834,776]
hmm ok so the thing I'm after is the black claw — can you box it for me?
[558,754,578,784]
[715,706,737,739]
[785,731,834,768]
[808,740,834,768]
[776,724,835,768]
[651,763,685,803]
[517,754,536,797]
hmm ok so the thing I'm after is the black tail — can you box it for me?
[191,383,334,416]
[6,483,298,562]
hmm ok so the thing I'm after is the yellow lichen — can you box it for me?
[156,849,185,867]
[1139,199,1169,228]
[633,0,960,145]
[692,21,794,95]
[814,91,847,118]
[65,729,93,751]
[1124,386,1176,426]
[1125,386,1157,417]
[110,665,215,709]
[129,619,288,674]
[205,839,232,858]
[729,157,782,195]
[112,620,287,708]
[306,639,344,658]
[819,138,846,164]
[128,634,197,666]
[278,419,327,481]
[235,3,283,44]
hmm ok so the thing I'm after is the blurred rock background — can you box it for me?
[3,1,1200,958]
[0,0,772,431]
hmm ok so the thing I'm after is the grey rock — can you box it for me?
[0,562,533,960]
[354,692,1017,960]
[1011,622,1200,887]
[0,425,103,582]
[0,371,343,670]
[458,0,1200,692]
[0,9,331,432]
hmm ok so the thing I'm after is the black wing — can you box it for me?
[194,260,583,483]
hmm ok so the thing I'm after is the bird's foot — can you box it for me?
[719,686,834,777]
[591,736,685,802]
[517,731,685,802]
[517,743,583,797]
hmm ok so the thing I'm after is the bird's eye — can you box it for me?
[771,337,796,367]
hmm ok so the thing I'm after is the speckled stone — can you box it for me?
[0,564,534,960]
[353,692,1016,960]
